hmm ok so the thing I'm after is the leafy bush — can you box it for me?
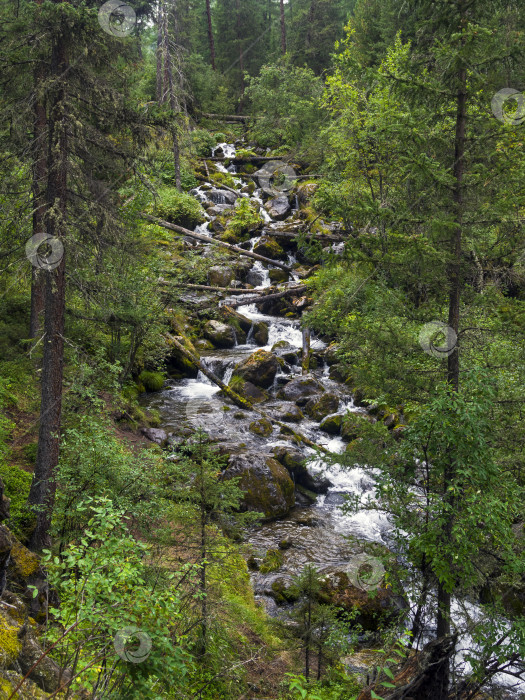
[191,129,216,157]
[138,370,165,392]
[225,198,263,238]
[151,186,206,229]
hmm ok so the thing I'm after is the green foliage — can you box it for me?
[191,129,217,157]
[245,60,324,152]
[150,186,206,229]
[52,415,167,547]
[138,370,165,392]
[225,198,263,238]
[44,497,196,699]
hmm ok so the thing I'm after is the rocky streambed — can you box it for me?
[141,142,525,697]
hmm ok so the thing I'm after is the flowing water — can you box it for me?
[142,144,524,697]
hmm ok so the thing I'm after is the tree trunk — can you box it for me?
[205,0,216,70]
[235,0,245,103]
[279,0,286,54]
[30,0,47,339]
[161,1,181,191]
[27,35,68,551]
[156,5,164,102]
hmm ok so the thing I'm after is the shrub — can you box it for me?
[151,186,206,229]
[138,370,165,392]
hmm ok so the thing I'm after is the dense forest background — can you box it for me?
[1,0,525,697]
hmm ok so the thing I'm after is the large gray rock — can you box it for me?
[234,350,279,389]
[223,454,295,519]
[207,188,238,205]
[204,320,236,348]
[264,196,291,221]
[141,428,168,446]
[277,375,325,405]
[208,266,234,288]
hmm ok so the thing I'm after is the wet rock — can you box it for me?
[277,375,325,406]
[221,307,252,334]
[231,379,269,404]
[208,188,238,205]
[253,321,269,346]
[210,217,226,233]
[249,418,273,437]
[264,196,291,221]
[234,350,279,389]
[223,454,295,519]
[166,333,199,378]
[208,266,234,287]
[270,577,300,604]
[203,320,236,349]
[269,268,289,283]
[253,237,285,260]
[324,343,340,366]
[273,447,332,494]
[305,393,339,421]
[319,414,343,435]
[271,341,299,365]
[141,428,168,446]
[246,268,266,286]
[206,204,233,216]
[274,403,304,423]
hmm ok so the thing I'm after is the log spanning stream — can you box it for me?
[142,142,524,697]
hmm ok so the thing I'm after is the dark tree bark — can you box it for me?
[156,5,164,102]
[280,0,286,54]
[205,0,216,70]
[28,34,68,551]
[30,0,46,339]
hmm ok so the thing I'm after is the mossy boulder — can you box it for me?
[318,569,405,631]
[0,610,21,669]
[270,577,300,604]
[259,548,283,573]
[203,320,236,348]
[341,412,373,441]
[297,182,318,205]
[269,268,289,283]
[249,418,273,437]
[253,321,269,346]
[277,375,325,405]
[319,414,343,435]
[275,402,304,423]
[305,393,339,421]
[273,446,332,494]
[234,350,279,389]
[253,237,285,260]
[223,454,295,519]
[229,378,268,404]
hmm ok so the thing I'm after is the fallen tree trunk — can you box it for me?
[207,156,281,163]
[195,174,239,197]
[168,333,327,453]
[199,112,252,122]
[225,285,307,309]
[141,214,293,272]
[162,282,266,295]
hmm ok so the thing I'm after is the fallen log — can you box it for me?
[199,112,252,122]
[168,333,327,453]
[195,174,239,197]
[207,156,282,163]
[141,214,293,273]
[162,282,266,295]
[225,285,307,309]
